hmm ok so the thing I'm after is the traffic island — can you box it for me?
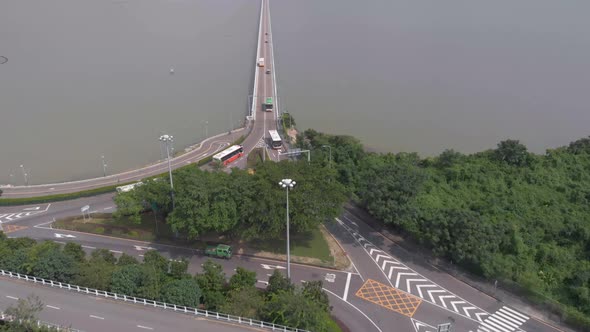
[52,212,350,270]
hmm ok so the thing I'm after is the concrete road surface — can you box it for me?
[0,277,264,332]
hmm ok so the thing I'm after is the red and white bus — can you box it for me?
[213,145,244,166]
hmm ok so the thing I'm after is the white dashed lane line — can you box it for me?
[90,315,105,320]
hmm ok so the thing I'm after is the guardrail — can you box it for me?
[0,270,308,332]
[1,312,84,331]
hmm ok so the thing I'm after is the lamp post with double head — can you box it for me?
[159,134,175,209]
[279,178,296,279]
[19,164,28,186]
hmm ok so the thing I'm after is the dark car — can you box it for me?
[266,69,271,74]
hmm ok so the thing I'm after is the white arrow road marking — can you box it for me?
[395,272,417,288]
[260,264,285,270]
[438,295,455,309]
[54,233,76,238]
[134,245,155,251]
[257,280,269,285]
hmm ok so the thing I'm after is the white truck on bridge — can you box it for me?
[258,57,265,67]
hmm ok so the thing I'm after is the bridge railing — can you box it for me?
[0,270,308,332]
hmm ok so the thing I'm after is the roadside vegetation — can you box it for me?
[297,130,590,330]
[0,234,341,332]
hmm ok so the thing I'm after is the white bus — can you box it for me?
[116,182,143,193]
[213,145,244,166]
[268,130,282,149]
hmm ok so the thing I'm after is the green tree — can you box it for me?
[160,278,202,307]
[63,242,85,262]
[113,191,143,224]
[195,260,226,310]
[261,291,332,331]
[142,250,169,274]
[228,267,257,291]
[221,287,264,319]
[31,248,77,282]
[111,264,143,296]
[91,249,117,265]
[75,258,116,291]
[266,270,294,296]
[493,139,530,167]
[169,259,189,279]
[302,280,330,312]
[117,253,139,266]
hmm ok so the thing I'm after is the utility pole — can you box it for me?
[279,179,296,279]
[19,164,28,186]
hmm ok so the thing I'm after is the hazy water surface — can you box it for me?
[2,0,590,184]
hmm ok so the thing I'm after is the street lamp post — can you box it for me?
[279,178,296,279]
[322,145,332,168]
[202,120,209,139]
[19,164,28,186]
[101,155,107,177]
[9,173,14,186]
[159,134,175,209]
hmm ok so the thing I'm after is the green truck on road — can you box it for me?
[205,244,233,259]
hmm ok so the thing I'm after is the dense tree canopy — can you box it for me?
[298,130,590,327]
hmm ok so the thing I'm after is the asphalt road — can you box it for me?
[1,197,568,332]
[0,277,265,332]
[234,0,281,169]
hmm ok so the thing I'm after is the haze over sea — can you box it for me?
[1,0,589,184]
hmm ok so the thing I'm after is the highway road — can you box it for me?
[0,277,264,332]
[0,197,568,332]
[235,0,281,169]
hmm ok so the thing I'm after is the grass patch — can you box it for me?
[53,212,336,266]
[247,227,333,263]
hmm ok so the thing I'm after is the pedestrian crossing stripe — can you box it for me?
[477,306,529,332]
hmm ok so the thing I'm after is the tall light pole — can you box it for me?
[101,155,107,177]
[322,145,332,168]
[19,164,28,186]
[9,173,14,186]
[202,120,209,139]
[279,178,296,279]
[159,134,175,209]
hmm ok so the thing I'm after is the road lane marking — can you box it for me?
[23,206,40,211]
[82,245,96,249]
[343,272,352,301]
[47,305,60,310]
[322,288,382,332]
[257,280,269,285]
[137,325,154,330]
[90,315,104,320]
[103,206,113,210]
[109,250,123,254]
[6,296,18,300]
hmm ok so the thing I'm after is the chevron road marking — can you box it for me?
[406,279,428,293]
[395,272,417,288]
[335,217,507,327]
[416,284,438,299]
[451,300,467,312]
